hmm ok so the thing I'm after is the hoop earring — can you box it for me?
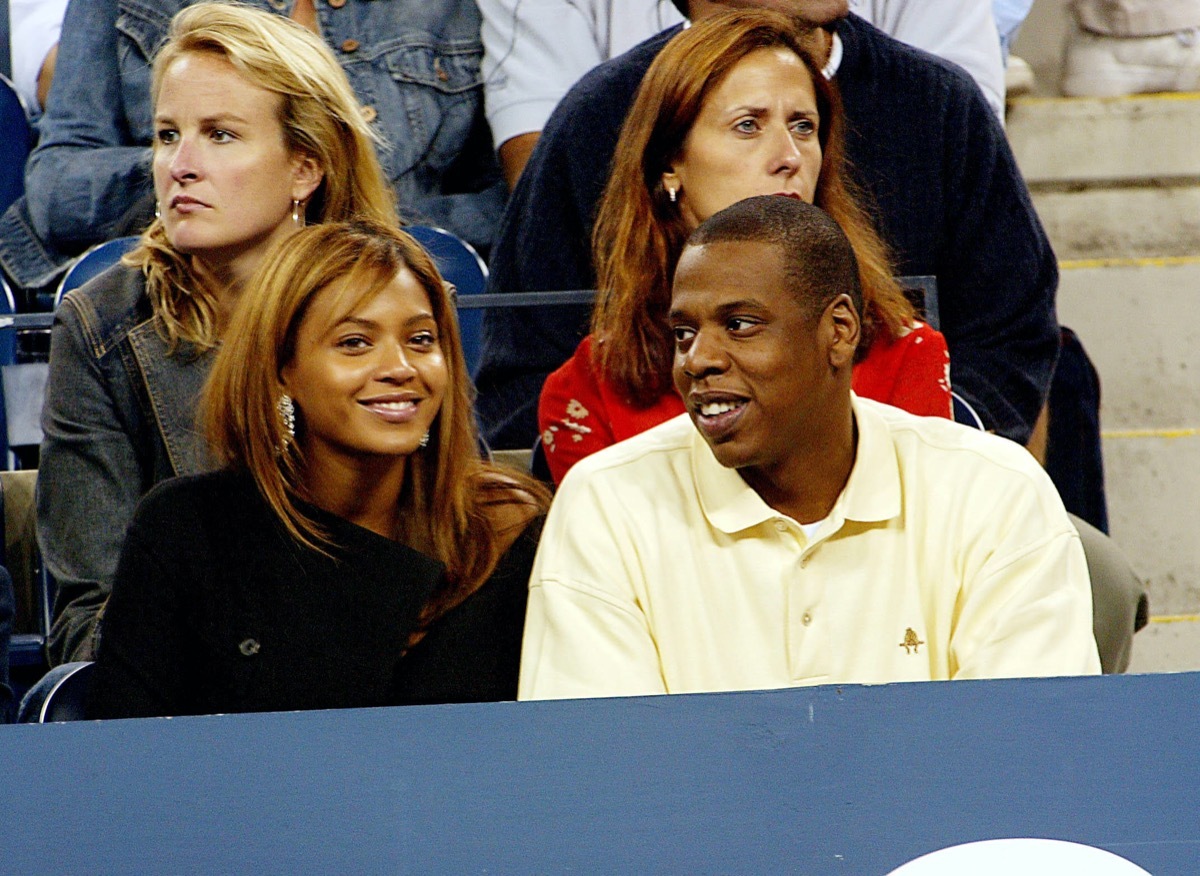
[292,199,304,227]
[278,394,296,443]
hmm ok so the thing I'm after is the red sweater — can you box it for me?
[538,323,951,484]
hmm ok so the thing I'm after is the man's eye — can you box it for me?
[673,327,695,343]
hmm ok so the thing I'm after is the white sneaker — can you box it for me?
[1062,27,1200,97]
[1006,55,1035,97]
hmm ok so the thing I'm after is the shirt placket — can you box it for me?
[772,518,831,684]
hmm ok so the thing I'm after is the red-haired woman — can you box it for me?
[538,9,950,484]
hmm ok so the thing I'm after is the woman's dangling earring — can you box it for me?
[292,199,304,227]
[278,394,296,443]
[668,186,678,204]
[419,431,430,448]
[155,202,161,219]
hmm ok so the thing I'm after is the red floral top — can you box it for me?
[538,323,951,484]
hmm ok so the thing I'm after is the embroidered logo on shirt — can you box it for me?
[899,628,925,654]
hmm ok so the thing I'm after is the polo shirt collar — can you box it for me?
[693,394,901,535]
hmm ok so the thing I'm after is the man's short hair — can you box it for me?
[684,195,863,320]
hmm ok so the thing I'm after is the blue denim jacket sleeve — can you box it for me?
[25,0,155,251]
[1,0,502,289]
[37,286,150,664]
[0,0,155,288]
[327,0,503,251]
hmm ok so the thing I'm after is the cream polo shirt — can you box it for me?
[519,396,1100,700]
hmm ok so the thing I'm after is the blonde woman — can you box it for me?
[87,221,548,718]
[39,3,397,664]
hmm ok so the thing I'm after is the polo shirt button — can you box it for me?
[773,519,787,532]
[239,638,261,657]
[361,105,377,123]
[341,38,360,53]
[802,612,813,626]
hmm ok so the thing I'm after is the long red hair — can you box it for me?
[591,9,913,405]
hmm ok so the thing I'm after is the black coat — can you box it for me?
[87,470,541,718]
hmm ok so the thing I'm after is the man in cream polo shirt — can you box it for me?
[518,197,1100,700]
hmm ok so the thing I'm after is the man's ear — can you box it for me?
[825,293,860,369]
[290,153,324,204]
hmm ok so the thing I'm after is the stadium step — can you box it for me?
[1008,92,1200,261]
[1057,257,1200,672]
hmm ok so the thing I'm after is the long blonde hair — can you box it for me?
[591,9,912,405]
[126,1,397,351]
[203,220,549,599]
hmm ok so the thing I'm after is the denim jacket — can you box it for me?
[38,264,214,664]
[0,0,504,290]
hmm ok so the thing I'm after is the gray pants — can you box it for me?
[1072,513,1149,673]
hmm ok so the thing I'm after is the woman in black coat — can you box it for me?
[86,221,549,718]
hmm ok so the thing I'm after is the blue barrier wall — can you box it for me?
[2,672,1197,873]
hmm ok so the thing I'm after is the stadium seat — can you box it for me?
[52,236,141,309]
[404,226,487,375]
[17,661,93,722]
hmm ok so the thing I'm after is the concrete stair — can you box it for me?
[1056,260,1200,673]
[1006,91,1200,672]
[1008,93,1200,261]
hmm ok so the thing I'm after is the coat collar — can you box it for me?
[127,318,215,477]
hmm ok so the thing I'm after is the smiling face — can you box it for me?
[662,47,822,231]
[281,269,449,472]
[670,238,857,480]
[153,52,322,281]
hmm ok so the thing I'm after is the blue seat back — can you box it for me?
[0,274,17,366]
[17,661,93,722]
[0,75,33,215]
[896,275,939,331]
[403,226,488,376]
[951,391,986,430]
[54,236,141,308]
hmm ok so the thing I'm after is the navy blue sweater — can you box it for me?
[476,14,1058,448]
